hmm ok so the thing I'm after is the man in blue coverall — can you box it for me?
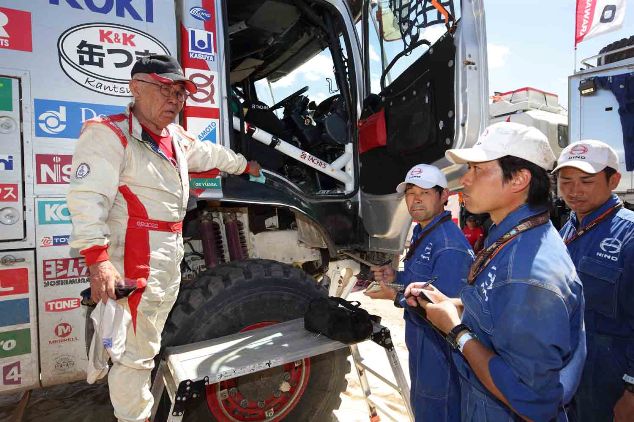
[407,122,586,421]
[365,164,474,421]
[555,140,634,422]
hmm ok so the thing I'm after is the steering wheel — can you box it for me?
[270,86,309,111]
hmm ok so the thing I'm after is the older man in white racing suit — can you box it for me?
[68,54,260,422]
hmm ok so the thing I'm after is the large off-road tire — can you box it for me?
[160,259,350,421]
[598,35,634,65]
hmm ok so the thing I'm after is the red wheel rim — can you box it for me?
[206,321,311,421]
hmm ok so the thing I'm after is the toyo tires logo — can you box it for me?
[57,23,169,97]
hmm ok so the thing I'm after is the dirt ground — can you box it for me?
[0,291,410,422]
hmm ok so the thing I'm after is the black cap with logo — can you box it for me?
[131,54,196,93]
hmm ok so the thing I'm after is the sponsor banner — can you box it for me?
[57,23,169,97]
[0,328,31,359]
[575,0,626,45]
[188,27,215,61]
[34,98,125,139]
[42,257,89,288]
[48,0,155,22]
[190,177,221,190]
[0,299,30,327]
[37,199,71,225]
[0,184,18,202]
[36,154,73,185]
[45,297,81,312]
[186,117,218,143]
[0,77,13,112]
[0,268,29,297]
[40,234,70,247]
[0,7,32,52]
[49,322,79,345]
[185,68,218,108]
[0,154,14,171]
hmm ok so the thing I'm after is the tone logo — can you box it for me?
[36,154,73,184]
[0,7,32,52]
[45,298,81,312]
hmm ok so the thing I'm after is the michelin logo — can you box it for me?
[188,28,215,61]
[35,99,125,139]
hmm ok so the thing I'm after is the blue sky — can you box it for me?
[257,1,633,110]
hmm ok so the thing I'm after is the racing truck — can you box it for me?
[0,0,488,420]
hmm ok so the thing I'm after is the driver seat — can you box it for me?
[243,100,286,171]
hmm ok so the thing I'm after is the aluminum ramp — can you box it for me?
[151,318,413,421]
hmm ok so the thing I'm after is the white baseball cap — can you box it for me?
[552,140,619,174]
[396,164,447,194]
[445,122,557,170]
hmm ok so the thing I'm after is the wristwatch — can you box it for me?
[624,374,634,393]
[447,324,471,350]
[457,331,477,353]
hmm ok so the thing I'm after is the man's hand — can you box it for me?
[614,390,634,422]
[370,265,396,284]
[89,260,121,304]
[420,299,462,334]
[404,283,448,306]
[246,160,261,177]
[364,281,397,300]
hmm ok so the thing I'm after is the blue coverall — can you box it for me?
[560,194,634,421]
[454,205,586,421]
[395,210,474,421]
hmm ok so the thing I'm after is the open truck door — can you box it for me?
[357,0,489,252]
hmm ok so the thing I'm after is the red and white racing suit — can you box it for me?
[68,105,247,422]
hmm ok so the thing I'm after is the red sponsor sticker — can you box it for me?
[42,258,88,281]
[0,8,32,52]
[0,184,18,202]
[0,268,28,297]
[2,361,21,386]
[54,322,72,338]
[45,298,80,312]
[36,154,73,185]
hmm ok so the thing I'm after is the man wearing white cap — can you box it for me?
[555,140,634,421]
[405,122,586,421]
[366,164,473,421]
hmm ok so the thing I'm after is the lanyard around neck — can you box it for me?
[468,211,550,285]
[403,214,452,262]
[564,202,622,245]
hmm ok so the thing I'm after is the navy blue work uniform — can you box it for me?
[455,205,586,421]
[560,194,634,421]
[395,210,474,421]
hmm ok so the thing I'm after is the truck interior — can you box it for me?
[226,0,462,198]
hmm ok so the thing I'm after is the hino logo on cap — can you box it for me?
[189,6,211,21]
[569,145,588,155]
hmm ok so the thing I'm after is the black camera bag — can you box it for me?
[304,296,379,344]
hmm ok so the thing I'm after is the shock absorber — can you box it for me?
[200,211,225,268]
[225,213,249,261]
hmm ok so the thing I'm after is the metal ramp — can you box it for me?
[151,318,413,421]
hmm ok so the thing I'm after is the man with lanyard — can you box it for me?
[405,122,586,421]
[365,164,473,421]
[68,55,261,422]
[554,140,634,421]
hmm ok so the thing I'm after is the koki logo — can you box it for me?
[0,184,18,202]
[45,298,81,312]
[49,0,154,22]
[54,322,72,338]
[188,28,215,61]
[38,200,71,224]
[36,154,73,184]
[0,7,32,52]
[35,99,125,139]
[40,235,70,247]
[43,258,88,280]
[0,154,14,171]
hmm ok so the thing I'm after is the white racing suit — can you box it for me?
[68,105,247,422]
